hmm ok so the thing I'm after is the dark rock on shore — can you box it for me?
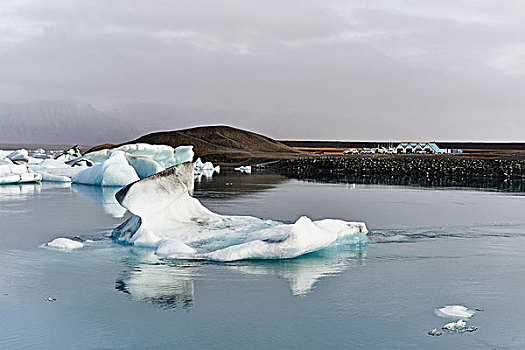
[270,155,525,190]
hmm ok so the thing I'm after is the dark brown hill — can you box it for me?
[87,125,303,165]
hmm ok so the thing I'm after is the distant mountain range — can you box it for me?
[0,101,142,145]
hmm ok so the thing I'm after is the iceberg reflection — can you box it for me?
[116,261,195,309]
[115,245,367,308]
[229,245,367,295]
[72,184,127,218]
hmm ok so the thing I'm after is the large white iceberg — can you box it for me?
[112,161,368,261]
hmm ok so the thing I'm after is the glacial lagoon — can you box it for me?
[1,171,525,349]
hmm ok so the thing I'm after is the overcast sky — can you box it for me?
[2,0,525,141]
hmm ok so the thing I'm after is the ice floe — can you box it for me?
[45,237,84,250]
[38,171,72,183]
[235,165,252,173]
[441,319,477,333]
[111,161,369,261]
[434,305,475,319]
[0,164,42,184]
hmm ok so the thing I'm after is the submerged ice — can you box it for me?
[111,161,369,261]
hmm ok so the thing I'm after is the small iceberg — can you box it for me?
[427,328,442,336]
[234,165,251,174]
[44,238,84,250]
[441,319,477,333]
[0,164,42,184]
[6,149,30,164]
[193,158,220,178]
[435,305,475,319]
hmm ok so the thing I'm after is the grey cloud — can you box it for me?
[1,0,525,142]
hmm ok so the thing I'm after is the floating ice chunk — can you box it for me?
[54,145,82,162]
[194,158,220,178]
[45,237,84,250]
[7,149,29,164]
[72,151,140,187]
[112,161,369,261]
[38,171,72,182]
[441,319,477,333]
[201,161,214,170]
[0,164,42,184]
[435,305,475,319]
[35,148,45,154]
[193,158,204,169]
[235,165,252,173]
[427,328,442,336]
[18,172,43,183]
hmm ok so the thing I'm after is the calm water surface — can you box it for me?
[1,171,525,349]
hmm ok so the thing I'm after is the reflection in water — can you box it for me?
[72,184,127,218]
[0,183,42,199]
[193,170,289,200]
[229,245,367,295]
[116,262,195,309]
[115,245,367,308]
[289,174,525,193]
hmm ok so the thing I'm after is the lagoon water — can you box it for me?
[1,171,525,349]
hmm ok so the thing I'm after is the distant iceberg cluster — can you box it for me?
[0,143,199,186]
[110,161,369,262]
